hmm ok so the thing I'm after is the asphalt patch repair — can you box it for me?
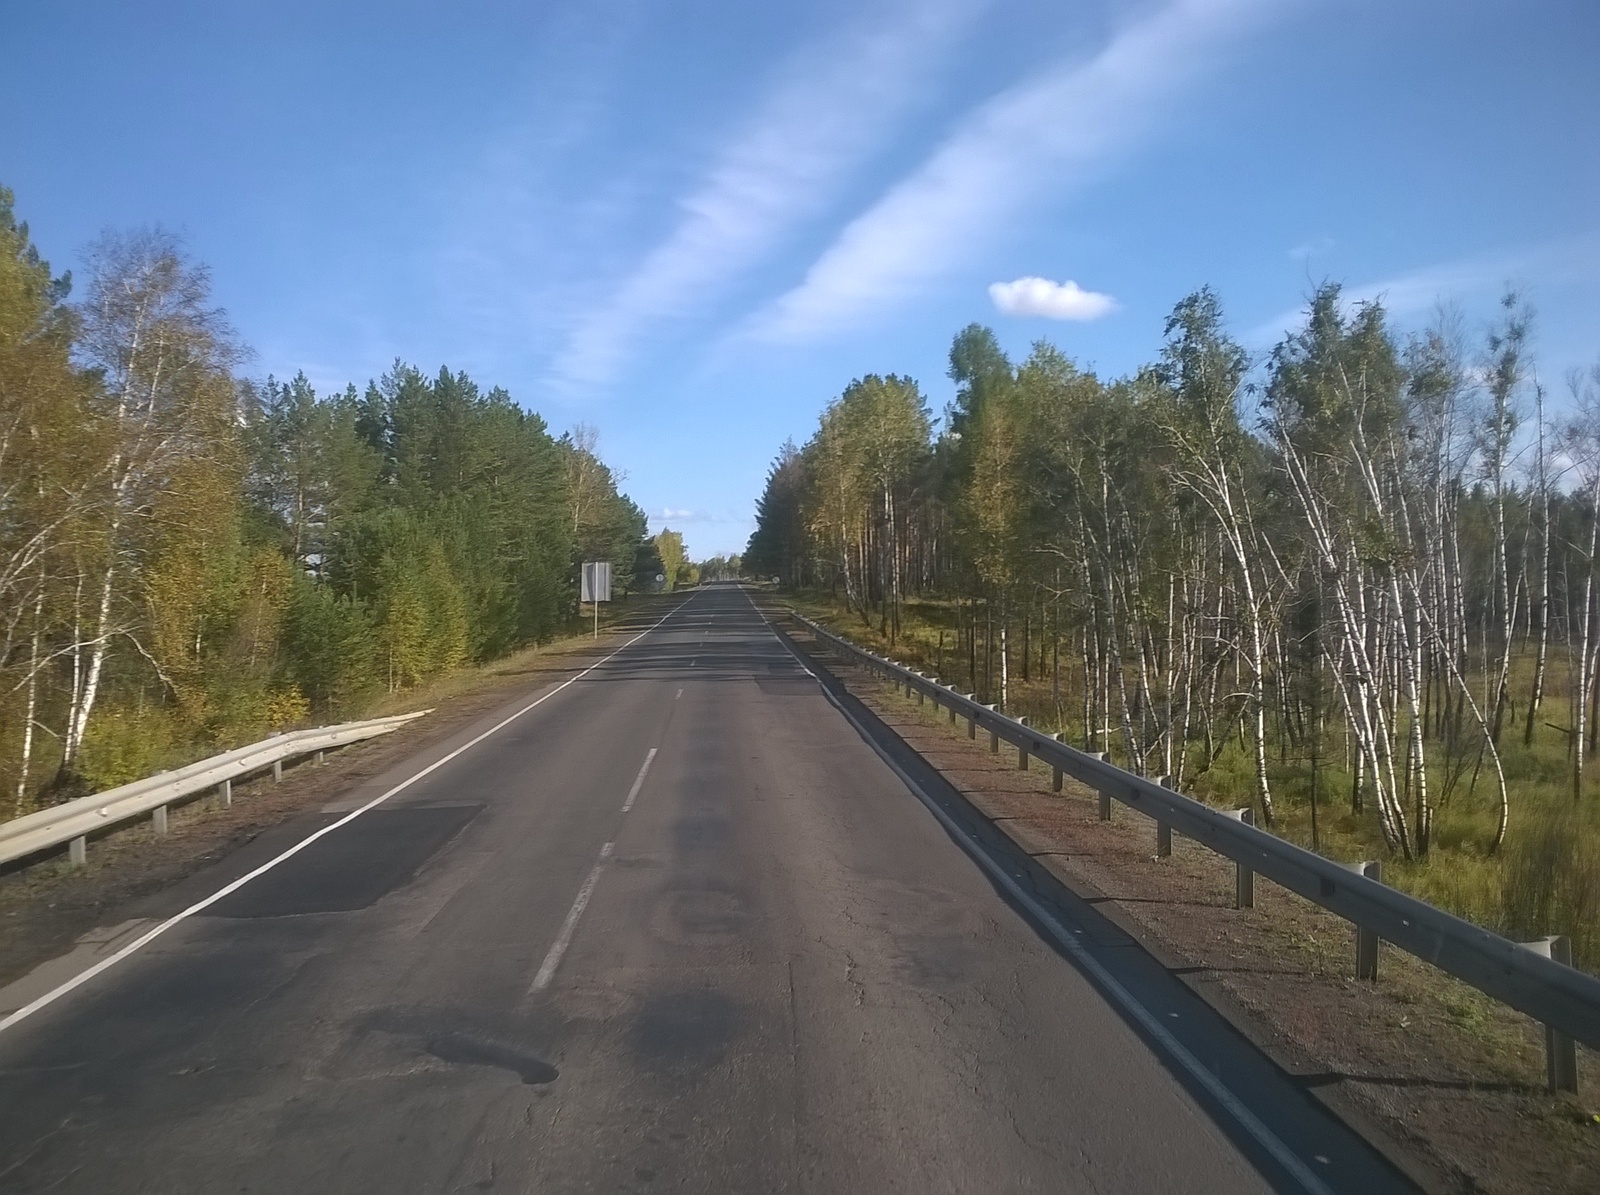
[203,804,482,918]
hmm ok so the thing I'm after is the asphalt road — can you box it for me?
[0,583,1414,1193]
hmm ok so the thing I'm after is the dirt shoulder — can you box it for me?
[773,609,1600,1195]
[0,594,682,994]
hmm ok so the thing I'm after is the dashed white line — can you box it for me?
[621,749,657,813]
[529,842,614,994]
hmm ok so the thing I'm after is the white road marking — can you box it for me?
[675,688,683,700]
[0,594,701,1038]
[529,842,613,993]
[621,748,657,813]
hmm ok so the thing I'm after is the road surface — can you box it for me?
[0,584,1412,1192]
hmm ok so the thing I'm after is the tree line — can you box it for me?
[748,284,1600,866]
[1,187,654,809]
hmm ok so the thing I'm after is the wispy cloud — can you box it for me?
[989,276,1116,320]
[549,0,985,391]
[741,0,1288,345]
[1244,236,1600,346]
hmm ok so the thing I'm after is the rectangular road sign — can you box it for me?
[581,561,612,603]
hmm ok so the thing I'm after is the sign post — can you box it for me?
[580,561,612,639]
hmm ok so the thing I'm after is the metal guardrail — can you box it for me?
[792,612,1600,1083]
[0,712,431,870]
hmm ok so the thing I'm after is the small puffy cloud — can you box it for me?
[660,507,696,520]
[988,276,1116,321]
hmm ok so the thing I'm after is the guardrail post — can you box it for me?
[152,804,168,836]
[1521,936,1579,1093]
[1347,860,1381,980]
[1155,776,1174,857]
[315,750,326,766]
[69,835,87,866]
[218,778,232,807]
[1017,718,1030,770]
[1224,808,1254,907]
[986,706,1000,753]
[1051,733,1065,792]
[1092,754,1112,820]
[948,696,957,725]
[966,698,977,739]
[272,759,283,783]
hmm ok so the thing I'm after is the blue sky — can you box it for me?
[4,0,1597,556]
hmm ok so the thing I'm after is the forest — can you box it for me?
[747,284,1600,967]
[0,187,664,813]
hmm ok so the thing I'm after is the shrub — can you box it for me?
[1499,808,1600,971]
[77,706,180,793]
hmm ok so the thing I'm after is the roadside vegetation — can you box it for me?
[749,289,1600,972]
[0,186,691,815]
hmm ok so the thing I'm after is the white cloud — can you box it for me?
[741,0,1288,345]
[549,0,985,391]
[989,276,1116,320]
[660,507,696,520]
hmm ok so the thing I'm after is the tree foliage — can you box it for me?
[0,188,648,809]
[751,288,1600,868]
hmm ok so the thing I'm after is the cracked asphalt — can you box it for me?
[0,584,1410,1192]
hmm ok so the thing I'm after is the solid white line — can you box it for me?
[621,748,657,813]
[529,842,613,993]
[0,594,699,1038]
[745,587,1333,1195]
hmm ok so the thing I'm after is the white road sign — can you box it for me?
[581,561,612,603]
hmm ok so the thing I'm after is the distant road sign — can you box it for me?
[581,561,612,603]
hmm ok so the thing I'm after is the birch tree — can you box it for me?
[59,229,242,781]
[1154,289,1279,823]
